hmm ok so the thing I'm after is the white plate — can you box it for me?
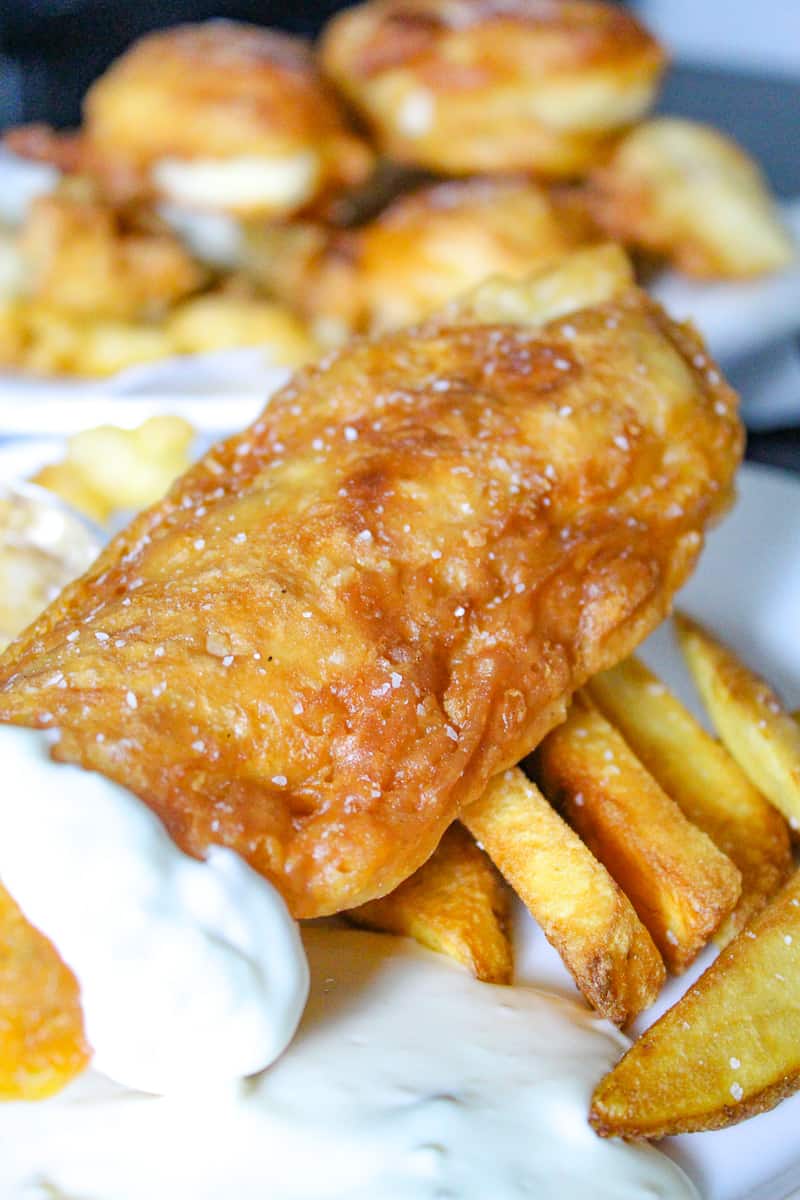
[0,445,798,1200]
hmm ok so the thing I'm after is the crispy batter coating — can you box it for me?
[590,118,794,279]
[320,0,666,177]
[0,247,742,917]
[20,190,206,320]
[247,176,594,338]
[8,22,372,216]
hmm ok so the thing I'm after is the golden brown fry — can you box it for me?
[588,656,792,944]
[589,118,794,279]
[52,417,195,519]
[463,768,664,1025]
[0,289,318,379]
[591,867,800,1138]
[167,293,318,365]
[347,822,512,984]
[535,694,741,972]
[676,613,800,833]
[0,301,174,378]
[33,462,113,525]
[35,418,196,523]
[0,881,90,1099]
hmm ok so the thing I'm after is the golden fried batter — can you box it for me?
[0,190,318,378]
[320,0,666,177]
[20,190,206,320]
[590,118,794,279]
[9,22,372,218]
[0,247,742,917]
[248,176,594,338]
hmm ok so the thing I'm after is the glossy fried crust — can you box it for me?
[20,191,206,320]
[320,0,666,176]
[0,248,742,918]
[250,177,594,336]
[81,21,371,207]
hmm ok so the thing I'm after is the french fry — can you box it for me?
[347,823,513,984]
[33,461,113,525]
[588,656,792,944]
[65,416,195,512]
[676,613,800,832]
[535,694,741,972]
[463,767,664,1025]
[0,881,90,1099]
[591,867,800,1138]
[34,416,196,523]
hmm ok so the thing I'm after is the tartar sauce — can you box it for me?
[0,725,309,1094]
[0,925,698,1200]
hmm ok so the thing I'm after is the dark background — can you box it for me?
[0,0,797,470]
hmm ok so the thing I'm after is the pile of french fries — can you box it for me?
[348,613,800,1138]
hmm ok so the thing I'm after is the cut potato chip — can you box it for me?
[676,613,800,833]
[347,823,513,984]
[167,294,318,366]
[588,656,791,944]
[463,767,664,1025]
[33,462,113,525]
[0,880,90,1100]
[535,693,741,972]
[591,866,800,1138]
[35,416,196,522]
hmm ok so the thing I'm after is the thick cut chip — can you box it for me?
[591,867,800,1138]
[35,416,196,524]
[676,613,800,833]
[0,881,90,1100]
[462,767,664,1025]
[347,822,512,984]
[535,694,741,972]
[588,656,791,944]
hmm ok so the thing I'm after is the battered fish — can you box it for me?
[0,247,742,917]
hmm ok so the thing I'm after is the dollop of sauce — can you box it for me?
[0,726,309,1094]
[0,484,100,652]
[0,925,697,1199]
[153,152,319,214]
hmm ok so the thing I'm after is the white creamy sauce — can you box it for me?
[158,202,244,268]
[0,725,308,1094]
[152,152,320,214]
[0,924,697,1200]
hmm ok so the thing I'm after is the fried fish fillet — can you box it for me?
[320,0,665,177]
[0,247,742,917]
